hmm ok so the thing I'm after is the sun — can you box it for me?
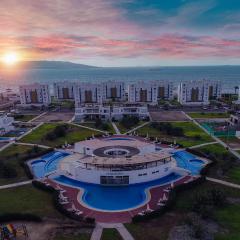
[2,52,19,66]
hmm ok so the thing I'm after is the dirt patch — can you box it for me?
[168,213,223,240]
[8,218,93,240]
[149,111,189,122]
[33,112,74,123]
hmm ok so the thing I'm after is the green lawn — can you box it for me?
[0,185,63,218]
[194,143,240,184]
[188,112,230,119]
[13,114,38,122]
[136,122,213,147]
[215,204,240,240]
[80,122,115,134]
[219,136,240,145]
[0,144,47,185]
[20,123,100,147]
[54,233,91,240]
[101,229,122,240]
[115,121,146,134]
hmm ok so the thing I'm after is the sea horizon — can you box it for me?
[0,65,239,94]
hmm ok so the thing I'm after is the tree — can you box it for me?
[95,118,102,128]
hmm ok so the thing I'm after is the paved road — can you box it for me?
[111,122,121,134]
[125,122,149,135]
[69,122,107,134]
[15,142,51,149]
[28,111,47,123]
[206,177,240,190]
[189,141,218,149]
[0,180,32,189]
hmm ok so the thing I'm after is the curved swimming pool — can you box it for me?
[173,151,205,175]
[31,151,69,178]
[54,172,181,211]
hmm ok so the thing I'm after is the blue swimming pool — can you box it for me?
[0,137,15,141]
[173,151,205,175]
[106,137,134,141]
[54,172,181,211]
[31,151,69,178]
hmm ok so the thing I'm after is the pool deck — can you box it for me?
[43,174,194,223]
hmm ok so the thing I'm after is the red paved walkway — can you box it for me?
[44,175,194,223]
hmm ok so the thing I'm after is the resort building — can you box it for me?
[178,80,210,105]
[74,83,103,105]
[128,81,173,104]
[19,83,51,106]
[102,81,125,102]
[59,136,177,185]
[75,104,111,121]
[0,111,14,135]
[111,104,149,121]
[54,81,75,100]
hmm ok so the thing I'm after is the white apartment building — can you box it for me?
[111,104,149,121]
[19,83,51,106]
[54,81,75,100]
[178,80,210,105]
[75,104,111,121]
[128,81,173,104]
[74,83,103,106]
[0,112,14,135]
[102,81,125,102]
[208,80,222,100]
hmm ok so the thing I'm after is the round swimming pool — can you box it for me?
[189,159,204,164]
[54,172,181,211]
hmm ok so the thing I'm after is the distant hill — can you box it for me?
[21,61,97,69]
[0,61,97,69]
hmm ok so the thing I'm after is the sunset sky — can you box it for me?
[1,0,240,67]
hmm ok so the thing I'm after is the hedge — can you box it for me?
[32,180,95,226]
[132,176,205,223]
[186,148,217,176]
[0,213,42,223]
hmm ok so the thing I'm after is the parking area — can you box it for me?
[149,111,189,122]
[33,111,74,123]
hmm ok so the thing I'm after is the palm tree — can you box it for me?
[234,86,239,94]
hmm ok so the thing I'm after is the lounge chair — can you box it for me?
[60,200,69,205]
[157,202,165,206]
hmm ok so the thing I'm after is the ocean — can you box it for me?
[0,65,240,93]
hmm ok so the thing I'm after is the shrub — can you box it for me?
[45,124,68,140]
[120,116,140,129]
[150,122,184,137]
[192,188,226,218]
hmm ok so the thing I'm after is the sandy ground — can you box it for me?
[33,111,74,123]
[149,111,189,122]
[9,219,93,240]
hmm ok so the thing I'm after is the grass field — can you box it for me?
[79,122,115,134]
[101,229,122,240]
[54,233,91,240]
[0,185,63,218]
[115,121,146,134]
[13,114,38,122]
[194,143,240,184]
[20,123,100,147]
[126,181,240,240]
[0,144,46,185]
[136,122,213,147]
[188,112,230,119]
